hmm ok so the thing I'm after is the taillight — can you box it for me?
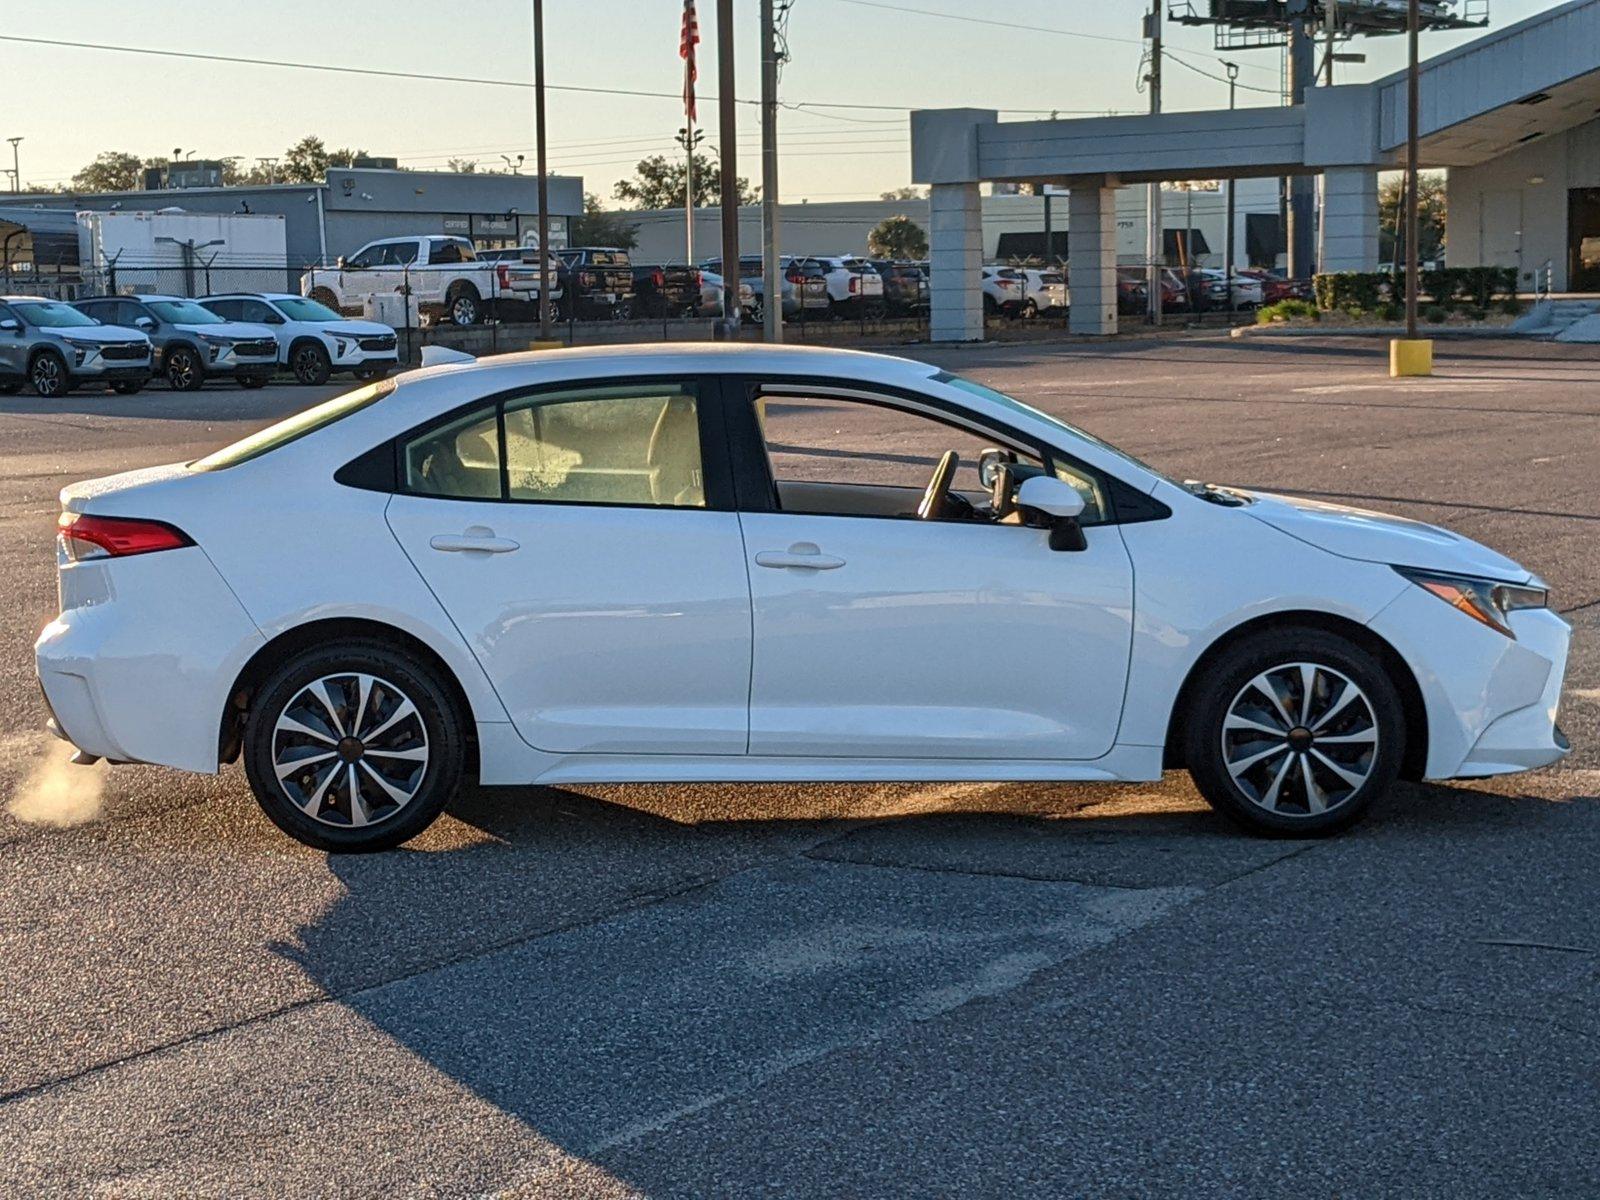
[58,512,193,562]
[848,276,860,294]
[580,270,596,287]
[652,268,665,287]
[694,270,704,287]
[496,264,511,288]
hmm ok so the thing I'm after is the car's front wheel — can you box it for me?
[290,341,332,386]
[165,345,205,391]
[242,641,465,852]
[30,351,72,397]
[1184,627,1405,837]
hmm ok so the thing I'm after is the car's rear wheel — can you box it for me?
[237,375,269,389]
[110,379,147,395]
[308,287,341,312]
[165,345,205,391]
[352,366,390,382]
[1184,627,1404,837]
[290,341,332,386]
[1,379,25,395]
[447,285,481,326]
[242,641,465,852]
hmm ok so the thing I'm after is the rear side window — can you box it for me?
[190,380,394,471]
[405,408,501,498]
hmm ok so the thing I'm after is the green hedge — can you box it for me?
[1312,266,1517,313]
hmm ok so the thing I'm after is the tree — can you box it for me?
[280,136,368,184]
[1379,170,1446,265]
[879,186,925,201]
[570,193,639,250]
[613,150,757,210]
[447,158,479,174]
[70,151,147,193]
[867,214,928,261]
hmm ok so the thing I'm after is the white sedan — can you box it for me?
[36,345,1570,851]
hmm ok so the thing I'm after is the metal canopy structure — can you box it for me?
[1168,0,1487,48]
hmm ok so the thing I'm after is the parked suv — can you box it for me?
[201,293,399,385]
[866,260,929,315]
[73,295,276,391]
[796,256,885,317]
[0,295,153,397]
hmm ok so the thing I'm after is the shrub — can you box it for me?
[1312,266,1517,314]
[1257,298,1319,324]
[1423,305,1449,324]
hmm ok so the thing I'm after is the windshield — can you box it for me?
[190,380,394,471]
[15,301,98,328]
[149,300,225,325]
[935,372,1177,486]
[274,296,341,322]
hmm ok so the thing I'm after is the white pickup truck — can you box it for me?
[301,235,530,326]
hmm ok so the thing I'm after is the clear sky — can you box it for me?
[0,0,1565,202]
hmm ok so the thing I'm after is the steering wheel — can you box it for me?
[916,450,960,520]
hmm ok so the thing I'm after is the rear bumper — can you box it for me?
[36,545,264,773]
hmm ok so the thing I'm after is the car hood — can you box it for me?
[175,321,276,340]
[310,319,393,336]
[56,325,148,344]
[1239,489,1531,582]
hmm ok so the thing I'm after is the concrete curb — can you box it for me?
[1230,323,1532,340]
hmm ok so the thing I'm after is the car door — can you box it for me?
[0,302,26,378]
[384,375,754,756]
[728,380,1135,761]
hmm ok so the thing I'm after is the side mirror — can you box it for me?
[0,318,18,333]
[1016,475,1089,552]
[336,255,347,269]
[977,447,1017,489]
[134,316,155,330]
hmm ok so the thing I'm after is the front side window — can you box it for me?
[149,300,224,325]
[401,382,706,508]
[346,244,382,269]
[274,296,340,322]
[203,299,243,321]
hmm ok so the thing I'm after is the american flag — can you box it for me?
[680,0,700,123]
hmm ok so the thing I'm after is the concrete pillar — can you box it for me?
[1068,184,1117,336]
[1320,167,1380,273]
[928,182,983,341]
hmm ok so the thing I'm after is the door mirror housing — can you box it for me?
[0,318,18,332]
[977,446,1017,489]
[335,255,347,269]
[134,316,155,330]
[1016,475,1089,552]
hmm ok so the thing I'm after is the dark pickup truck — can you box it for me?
[557,247,635,319]
[631,264,702,318]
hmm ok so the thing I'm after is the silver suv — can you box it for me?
[0,296,154,398]
[73,295,278,391]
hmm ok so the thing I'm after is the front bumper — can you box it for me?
[1369,584,1572,779]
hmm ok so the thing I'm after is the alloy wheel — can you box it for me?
[167,351,197,390]
[292,347,323,384]
[32,355,64,396]
[451,295,479,325]
[271,672,429,829]
[1220,662,1378,817]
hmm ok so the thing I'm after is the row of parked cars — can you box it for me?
[0,291,399,398]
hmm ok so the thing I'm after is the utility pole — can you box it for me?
[6,138,22,194]
[534,0,553,339]
[1286,8,1316,278]
[760,0,782,342]
[257,157,278,185]
[1404,0,1420,342]
[715,0,740,335]
[1224,62,1238,300]
[1144,2,1162,325]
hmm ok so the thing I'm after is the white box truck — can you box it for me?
[77,209,289,298]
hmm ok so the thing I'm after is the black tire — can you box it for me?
[0,379,25,395]
[31,351,75,397]
[242,639,466,853]
[446,285,481,326]
[982,294,998,318]
[237,374,269,389]
[352,365,391,382]
[164,345,205,391]
[110,379,147,395]
[290,341,332,386]
[1184,626,1405,837]
[308,287,342,312]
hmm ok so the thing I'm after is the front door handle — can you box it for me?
[755,543,846,571]
[430,533,520,554]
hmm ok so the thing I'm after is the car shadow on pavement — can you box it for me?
[262,771,1597,1193]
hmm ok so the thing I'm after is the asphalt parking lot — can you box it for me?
[1,335,1597,1197]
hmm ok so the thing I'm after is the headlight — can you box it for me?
[1394,566,1548,638]
[198,334,231,347]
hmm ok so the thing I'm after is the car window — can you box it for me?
[503,384,704,508]
[15,301,99,328]
[240,299,280,323]
[115,300,146,326]
[274,296,340,322]
[203,299,242,320]
[73,301,110,322]
[191,381,395,472]
[428,240,465,265]
[346,245,381,269]
[404,407,502,499]
[754,393,1043,505]
[149,300,225,325]
[390,241,421,266]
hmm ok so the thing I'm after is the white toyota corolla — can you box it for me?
[35,345,1570,851]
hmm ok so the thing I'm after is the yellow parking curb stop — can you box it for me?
[1389,338,1433,377]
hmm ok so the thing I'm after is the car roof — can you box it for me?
[205,292,305,302]
[0,294,56,302]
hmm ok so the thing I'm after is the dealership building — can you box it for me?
[914,0,1600,339]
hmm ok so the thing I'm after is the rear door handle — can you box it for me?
[755,545,846,570]
[430,534,520,554]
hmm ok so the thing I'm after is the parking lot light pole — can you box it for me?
[1390,0,1431,376]
[760,0,782,342]
[1225,62,1237,313]
[534,0,552,341]
[715,0,740,336]
[7,138,21,194]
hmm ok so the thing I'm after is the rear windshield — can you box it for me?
[189,380,394,471]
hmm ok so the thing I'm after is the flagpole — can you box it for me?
[685,117,694,266]
[680,1,699,270]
